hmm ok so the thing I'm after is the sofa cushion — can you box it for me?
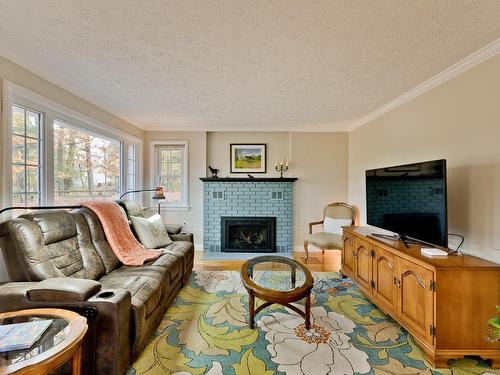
[145,251,183,285]
[100,268,165,317]
[130,214,172,249]
[23,210,77,245]
[165,224,182,235]
[161,241,194,277]
[9,210,105,281]
[80,207,121,274]
[117,200,145,218]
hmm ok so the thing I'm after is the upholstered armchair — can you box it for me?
[304,202,357,260]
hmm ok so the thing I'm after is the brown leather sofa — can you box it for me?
[0,204,194,375]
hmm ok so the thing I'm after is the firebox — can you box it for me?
[221,217,276,253]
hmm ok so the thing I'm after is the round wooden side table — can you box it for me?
[0,308,87,375]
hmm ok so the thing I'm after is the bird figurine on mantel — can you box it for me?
[208,165,219,178]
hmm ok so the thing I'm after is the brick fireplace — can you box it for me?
[200,177,297,256]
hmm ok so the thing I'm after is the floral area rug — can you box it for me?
[128,271,498,375]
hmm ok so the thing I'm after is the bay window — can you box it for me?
[3,81,141,208]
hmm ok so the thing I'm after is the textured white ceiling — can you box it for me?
[0,1,499,131]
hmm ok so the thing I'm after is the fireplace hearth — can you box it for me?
[221,217,276,253]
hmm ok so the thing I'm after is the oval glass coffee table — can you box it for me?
[0,308,87,375]
[241,255,314,329]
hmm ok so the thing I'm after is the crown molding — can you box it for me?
[0,45,141,129]
[141,124,351,132]
[348,38,500,131]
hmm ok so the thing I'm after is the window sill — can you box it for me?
[164,206,190,212]
[145,206,190,212]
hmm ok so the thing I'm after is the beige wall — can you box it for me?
[348,54,500,263]
[207,132,349,250]
[0,57,145,281]
[144,131,207,249]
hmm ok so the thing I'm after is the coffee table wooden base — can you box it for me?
[247,292,311,329]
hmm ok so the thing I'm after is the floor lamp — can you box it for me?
[119,186,166,214]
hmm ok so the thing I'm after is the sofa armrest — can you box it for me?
[165,223,182,235]
[170,231,194,243]
[27,278,101,302]
[0,282,132,375]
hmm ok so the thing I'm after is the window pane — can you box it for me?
[26,137,39,165]
[128,145,135,159]
[12,135,25,163]
[12,193,25,205]
[26,193,39,205]
[26,111,40,138]
[12,106,25,135]
[162,176,182,203]
[26,166,39,192]
[12,165,25,192]
[53,120,121,204]
[11,104,42,207]
[156,144,186,205]
[128,162,135,175]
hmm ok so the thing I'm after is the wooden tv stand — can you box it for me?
[341,226,500,368]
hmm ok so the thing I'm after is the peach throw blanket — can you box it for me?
[82,200,162,266]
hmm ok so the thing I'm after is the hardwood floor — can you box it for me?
[193,251,342,273]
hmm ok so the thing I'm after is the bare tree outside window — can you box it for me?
[54,120,121,204]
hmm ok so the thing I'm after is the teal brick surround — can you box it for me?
[202,180,295,253]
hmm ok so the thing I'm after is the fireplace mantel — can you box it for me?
[200,177,297,182]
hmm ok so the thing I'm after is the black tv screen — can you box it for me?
[366,159,448,247]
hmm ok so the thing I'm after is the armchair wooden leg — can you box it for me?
[304,240,309,260]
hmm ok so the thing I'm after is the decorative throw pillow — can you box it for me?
[323,217,352,235]
[130,214,172,249]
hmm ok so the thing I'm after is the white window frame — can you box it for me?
[1,80,142,208]
[150,140,189,210]
[10,104,44,207]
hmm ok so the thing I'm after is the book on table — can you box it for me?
[0,320,53,352]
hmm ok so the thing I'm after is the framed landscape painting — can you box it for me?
[230,144,267,173]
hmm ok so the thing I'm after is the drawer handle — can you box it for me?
[352,251,358,258]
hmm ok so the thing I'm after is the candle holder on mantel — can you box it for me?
[275,161,289,178]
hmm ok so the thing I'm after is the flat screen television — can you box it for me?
[366,159,448,247]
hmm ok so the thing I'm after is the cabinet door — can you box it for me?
[354,238,372,293]
[373,246,397,314]
[341,233,355,278]
[396,258,435,344]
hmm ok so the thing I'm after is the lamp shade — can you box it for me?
[152,186,166,200]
